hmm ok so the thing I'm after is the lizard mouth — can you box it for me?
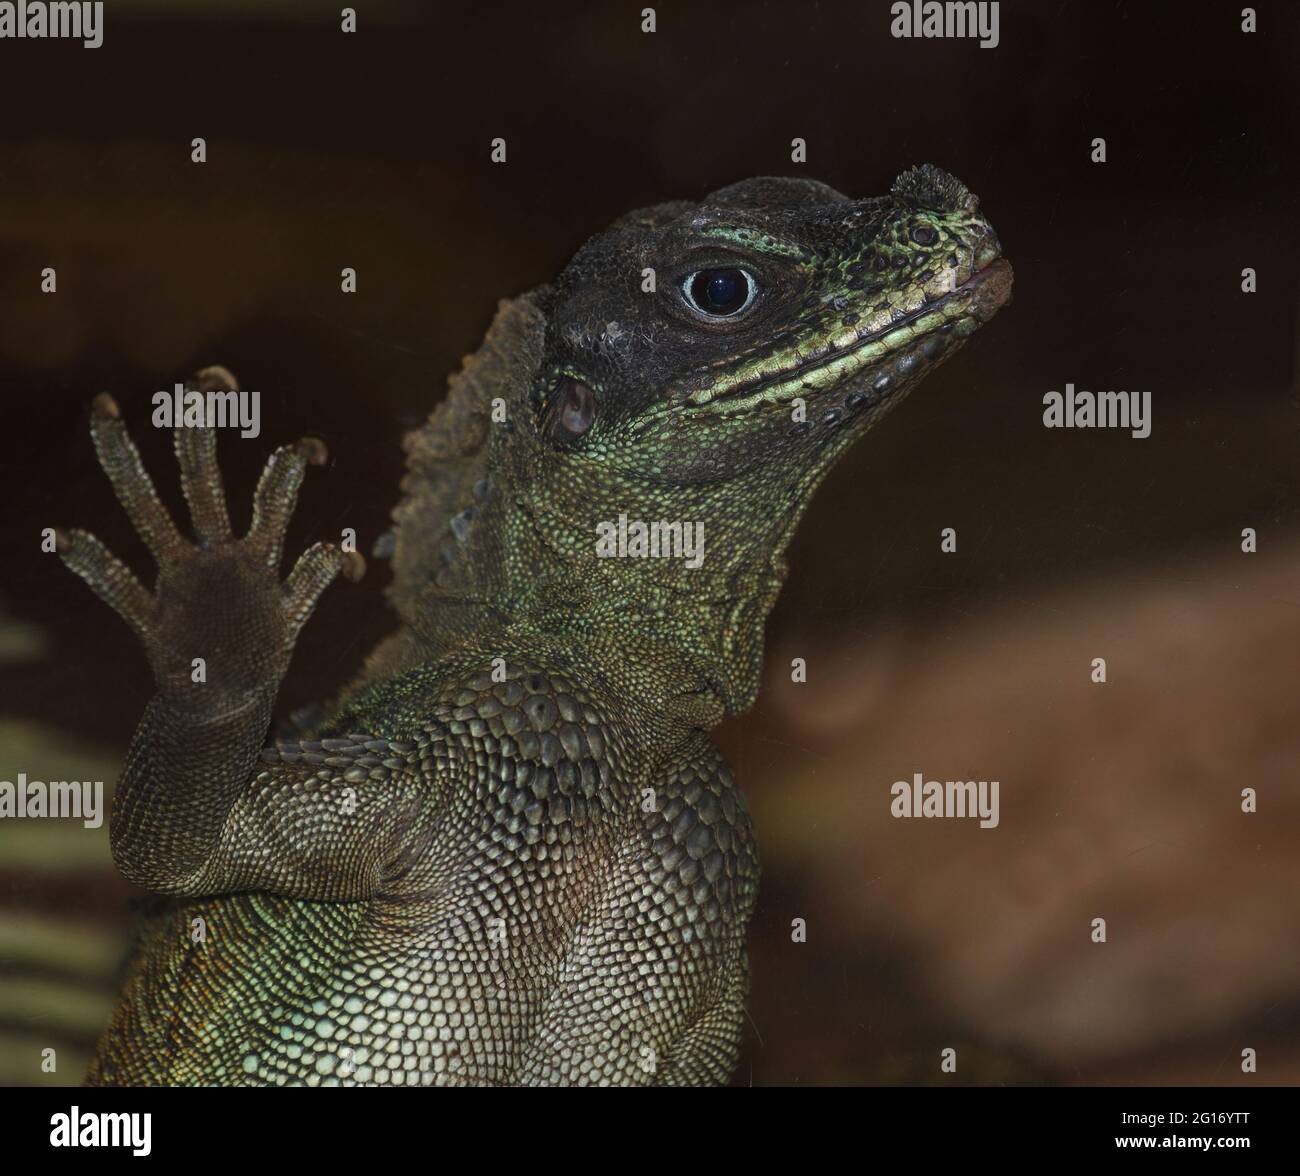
[684,258,1013,415]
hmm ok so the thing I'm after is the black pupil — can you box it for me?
[691,268,749,315]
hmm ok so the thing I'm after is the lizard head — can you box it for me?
[390,166,1010,711]
[531,165,1010,483]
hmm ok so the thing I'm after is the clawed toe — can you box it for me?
[56,527,156,640]
[246,438,330,569]
[282,543,363,630]
[89,397,185,564]
[174,425,232,545]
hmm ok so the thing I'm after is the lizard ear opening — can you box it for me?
[543,377,597,442]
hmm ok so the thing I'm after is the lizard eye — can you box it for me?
[544,376,597,441]
[682,267,757,318]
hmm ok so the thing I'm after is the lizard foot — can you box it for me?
[58,370,363,701]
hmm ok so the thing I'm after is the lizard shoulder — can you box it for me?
[640,746,759,938]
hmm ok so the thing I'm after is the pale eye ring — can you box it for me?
[681,267,757,318]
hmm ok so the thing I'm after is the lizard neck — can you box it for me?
[404,453,829,720]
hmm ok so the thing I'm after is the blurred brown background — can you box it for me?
[0,0,1297,1085]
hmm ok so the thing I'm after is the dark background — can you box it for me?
[0,0,1297,1085]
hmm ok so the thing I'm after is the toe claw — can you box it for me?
[299,437,329,467]
[341,551,366,582]
[92,393,120,420]
[189,365,239,394]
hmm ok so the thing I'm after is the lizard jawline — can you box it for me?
[683,258,1010,415]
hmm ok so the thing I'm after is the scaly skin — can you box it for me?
[58,167,1011,1086]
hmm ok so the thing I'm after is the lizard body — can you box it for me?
[58,168,1011,1086]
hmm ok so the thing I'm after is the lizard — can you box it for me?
[55,165,1011,1086]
